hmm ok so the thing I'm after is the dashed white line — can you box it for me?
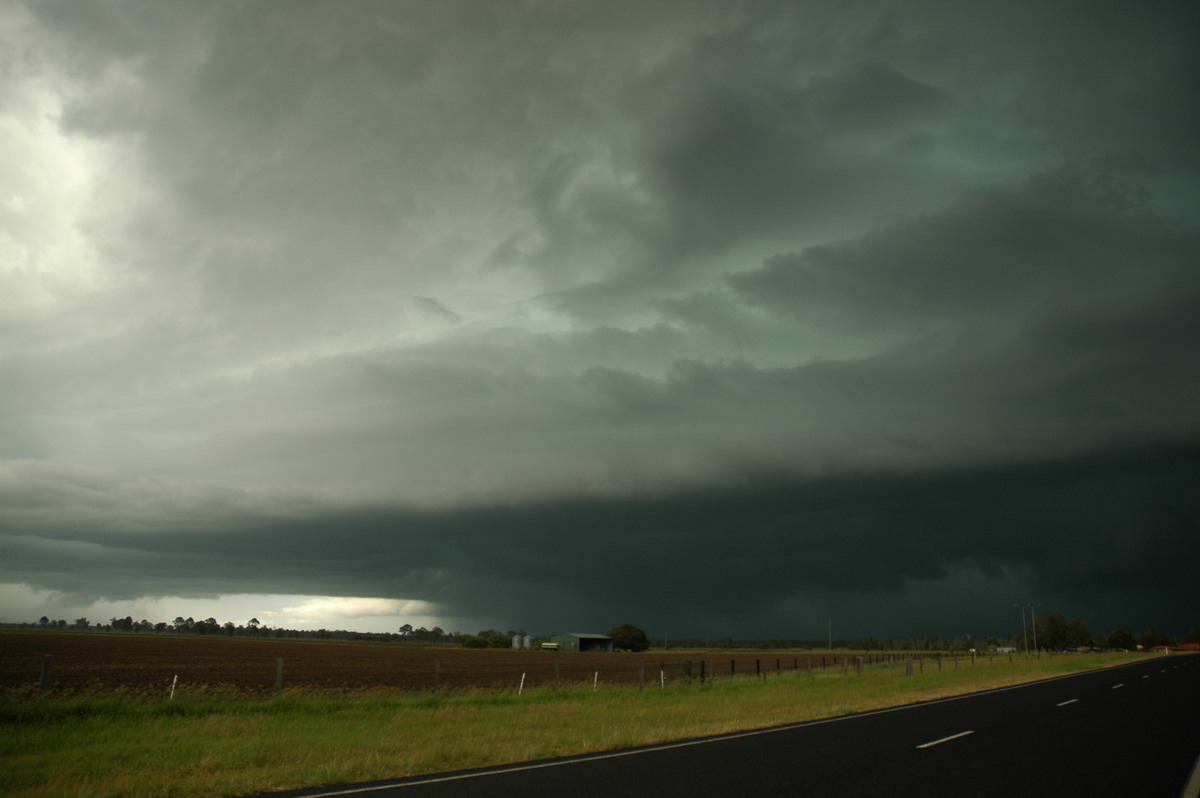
[1141,675,1150,679]
[1112,683,1124,689]
[917,730,975,749]
[1056,699,1079,706]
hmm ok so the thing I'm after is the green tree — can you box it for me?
[1137,629,1175,649]
[1107,627,1137,650]
[1034,612,1069,651]
[608,624,649,652]
[1064,617,1092,649]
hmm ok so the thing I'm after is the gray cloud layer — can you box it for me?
[2,0,1197,637]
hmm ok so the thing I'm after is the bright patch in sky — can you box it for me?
[0,583,449,633]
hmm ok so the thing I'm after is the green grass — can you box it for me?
[0,652,1153,798]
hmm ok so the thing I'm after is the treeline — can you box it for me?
[23,615,455,644]
[854,613,1199,653]
[20,613,1198,652]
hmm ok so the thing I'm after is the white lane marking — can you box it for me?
[1141,675,1149,679]
[1056,699,1078,706]
[917,730,975,749]
[1112,683,1124,689]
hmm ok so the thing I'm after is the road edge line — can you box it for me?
[1181,749,1200,798]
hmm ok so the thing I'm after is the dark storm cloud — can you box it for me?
[3,443,1196,638]
[2,0,1198,636]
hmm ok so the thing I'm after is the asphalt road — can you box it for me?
[264,654,1200,798]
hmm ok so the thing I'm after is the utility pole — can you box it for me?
[1030,604,1041,658]
[1015,603,1029,655]
[1015,602,1040,657]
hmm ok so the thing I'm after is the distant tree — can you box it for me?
[1034,612,1069,651]
[74,618,89,630]
[192,617,220,634]
[608,624,649,652]
[1107,627,1137,650]
[398,623,413,638]
[1064,617,1092,649]
[38,616,49,628]
[1137,629,1175,649]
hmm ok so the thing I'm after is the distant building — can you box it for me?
[548,633,613,652]
[995,646,1018,654]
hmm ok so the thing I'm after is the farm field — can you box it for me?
[1,630,1154,798]
[0,630,925,696]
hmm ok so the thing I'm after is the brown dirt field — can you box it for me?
[0,631,857,697]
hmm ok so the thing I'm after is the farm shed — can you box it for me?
[549,633,613,652]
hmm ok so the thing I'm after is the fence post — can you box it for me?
[731,659,736,677]
[39,654,54,691]
[639,661,645,691]
[275,658,284,696]
[906,657,914,676]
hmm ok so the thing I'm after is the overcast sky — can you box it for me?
[2,1,1197,641]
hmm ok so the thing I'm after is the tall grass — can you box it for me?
[0,652,1153,798]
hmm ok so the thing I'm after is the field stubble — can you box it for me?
[1,631,904,697]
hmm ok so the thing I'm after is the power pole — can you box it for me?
[1015,602,1041,657]
[1015,603,1029,655]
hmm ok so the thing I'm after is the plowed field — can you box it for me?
[0,631,843,697]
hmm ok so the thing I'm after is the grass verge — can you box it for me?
[0,652,1153,798]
